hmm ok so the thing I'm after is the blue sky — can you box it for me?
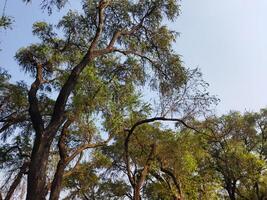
[175,0,267,114]
[0,0,267,114]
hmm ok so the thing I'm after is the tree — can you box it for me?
[1,0,216,199]
[200,112,267,200]
[101,112,213,199]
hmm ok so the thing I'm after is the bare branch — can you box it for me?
[126,117,199,138]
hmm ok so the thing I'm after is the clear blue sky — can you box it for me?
[1,0,267,114]
[175,0,267,114]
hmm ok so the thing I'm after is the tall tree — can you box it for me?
[1,0,214,199]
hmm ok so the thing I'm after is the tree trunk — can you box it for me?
[226,185,236,200]
[228,191,236,200]
[26,135,52,200]
[133,185,141,200]
[49,160,66,200]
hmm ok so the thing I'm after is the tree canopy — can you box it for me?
[0,1,266,200]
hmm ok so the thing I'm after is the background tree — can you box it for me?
[199,112,267,200]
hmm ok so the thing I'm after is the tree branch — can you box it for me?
[160,167,182,198]
[48,1,109,131]
[125,117,199,143]
[137,143,157,189]
[62,152,83,179]
[107,4,157,50]
[0,113,28,134]
[28,63,45,135]
[124,117,198,188]
[89,0,108,51]
[58,119,73,160]
[4,162,29,200]
[65,134,113,165]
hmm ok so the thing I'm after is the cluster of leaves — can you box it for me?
[22,0,68,14]
[0,16,12,30]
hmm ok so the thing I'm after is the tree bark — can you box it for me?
[26,135,53,200]
[228,191,236,200]
[24,1,157,199]
[49,160,66,200]
[132,144,156,200]
[133,185,141,200]
[226,181,236,200]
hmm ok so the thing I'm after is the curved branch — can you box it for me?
[124,117,198,188]
[160,167,182,199]
[126,117,199,143]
